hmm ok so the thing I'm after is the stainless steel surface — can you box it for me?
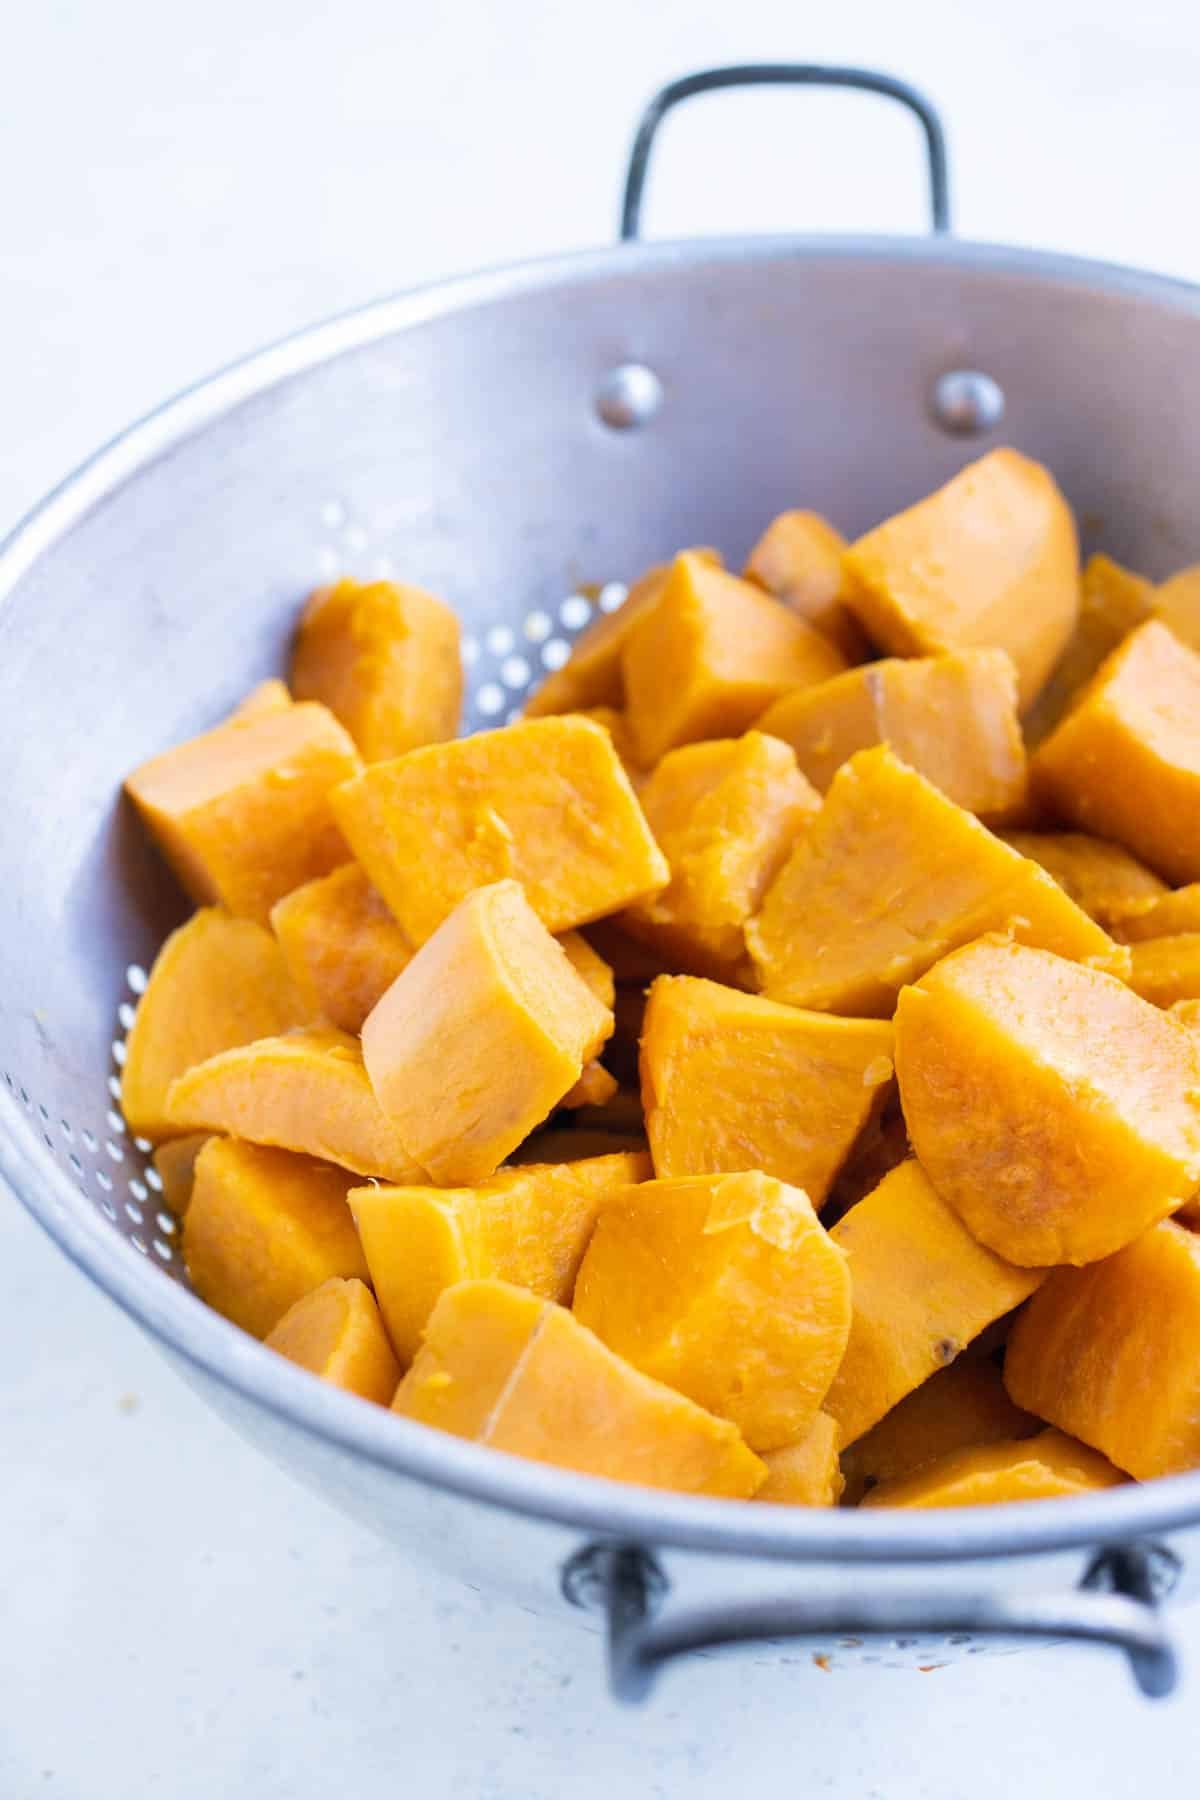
[4,78,1200,1694]
[929,367,1007,435]
[566,1543,1180,1702]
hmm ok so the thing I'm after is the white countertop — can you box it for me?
[4,2,1200,1792]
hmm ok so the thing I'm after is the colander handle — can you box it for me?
[620,63,951,241]
[562,1541,1180,1703]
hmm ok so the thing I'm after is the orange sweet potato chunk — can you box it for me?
[557,930,615,1010]
[743,510,869,661]
[229,678,293,721]
[822,1160,1043,1449]
[509,1126,648,1163]
[151,1133,211,1217]
[640,975,895,1205]
[823,1097,911,1224]
[1171,997,1200,1036]
[576,707,646,784]
[351,1150,649,1362]
[265,1277,401,1404]
[839,1358,1041,1506]
[183,1137,368,1337]
[896,936,1200,1266]
[361,881,612,1184]
[574,1170,850,1451]
[166,1026,425,1181]
[393,1280,765,1497]
[1005,1220,1200,1478]
[754,1413,844,1506]
[1116,883,1200,942]
[126,701,361,924]
[623,733,820,980]
[622,551,848,766]
[290,577,462,759]
[1126,935,1200,1007]
[332,715,668,943]
[1152,562,1200,653]
[999,830,1168,930]
[523,551,722,717]
[560,1061,619,1109]
[747,746,1125,1016]
[841,448,1079,710]
[756,650,1027,823]
[270,863,411,1033]
[1033,620,1200,884]
[859,1430,1125,1508]
[1025,553,1155,745]
[121,908,310,1140]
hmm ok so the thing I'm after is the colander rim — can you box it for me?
[5,230,1200,1563]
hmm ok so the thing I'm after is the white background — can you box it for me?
[3,2,1200,1793]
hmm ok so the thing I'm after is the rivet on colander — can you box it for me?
[929,369,1005,437]
[596,362,664,430]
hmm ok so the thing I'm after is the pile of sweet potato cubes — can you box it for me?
[120,447,1200,1510]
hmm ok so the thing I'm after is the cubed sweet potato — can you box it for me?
[1025,552,1155,744]
[896,935,1200,1265]
[557,930,615,1009]
[742,510,869,660]
[166,1026,425,1181]
[125,702,361,923]
[999,830,1168,930]
[746,746,1126,1016]
[393,1280,765,1497]
[822,1097,910,1225]
[361,881,612,1184]
[265,1277,401,1403]
[840,1358,1041,1506]
[1116,883,1200,942]
[574,1170,851,1451]
[229,678,292,721]
[270,863,412,1033]
[351,1149,649,1361]
[183,1138,368,1337]
[560,1061,619,1109]
[290,577,462,759]
[821,1160,1043,1448]
[150,1132,211,1217]
[756,649,1027,823]
[508,1126,648,1164]
[1126,935,1200,1007]
[577,707,646,784]
[332,715,668,943]
[523,551,721,717]
[640,975,894,1205]
[841,449,1079,709]
[1032,620,1200,883]
[1005,1220,1200,1478]
[859,1430,1125,1508]
[622,732,820,980]
[622,551,848,766]
[754,1413,844,1506]
[121,908,309,1140]
[1152,562,1200,653]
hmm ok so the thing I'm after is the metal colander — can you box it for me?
[3,63,1199,1705]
